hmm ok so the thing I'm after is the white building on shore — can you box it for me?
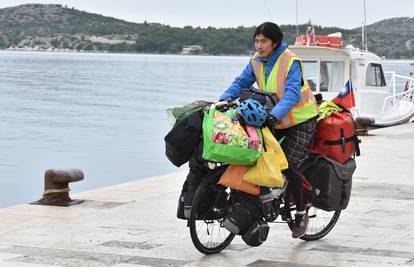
[181,45,203,55]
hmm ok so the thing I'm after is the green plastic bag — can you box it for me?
[166,100,212,126]
[202,104,263,165]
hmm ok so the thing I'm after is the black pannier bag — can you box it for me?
[223,203,253,234]
[179,184,228,220]
[194,183,228,220]
[223,191,262,235]
[302,156,356,211]
[164,111,203,167]
[242,218,269,247]
[239,87,277,113]
[177,191,186,219]
[177,182,228,220]
[177,163,227,220]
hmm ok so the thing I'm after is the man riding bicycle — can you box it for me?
[220,22,319,238]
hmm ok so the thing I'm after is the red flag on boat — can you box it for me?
[332,80,355,109]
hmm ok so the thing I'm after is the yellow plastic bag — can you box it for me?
[243,127,288,187]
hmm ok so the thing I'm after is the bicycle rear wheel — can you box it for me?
[189,178,235,254]
[301,206,341,241]
[287,203,341,241]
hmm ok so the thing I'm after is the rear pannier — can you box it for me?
[301,156,356,211]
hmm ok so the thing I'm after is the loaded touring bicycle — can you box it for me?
[166,89,358,254]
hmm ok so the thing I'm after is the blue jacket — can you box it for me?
[220,42,302,121]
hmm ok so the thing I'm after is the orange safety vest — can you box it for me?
[251,49,319,129]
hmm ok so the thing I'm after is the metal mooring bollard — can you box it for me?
[355,117,374,136]
[32,169,84,206]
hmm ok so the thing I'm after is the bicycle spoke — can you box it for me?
[197,222,208,242]
[196,217,231,248]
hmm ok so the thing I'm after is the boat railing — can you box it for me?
[384,71,414,95]
[380,72,414,119]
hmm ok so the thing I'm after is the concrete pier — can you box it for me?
[1,123,414,266]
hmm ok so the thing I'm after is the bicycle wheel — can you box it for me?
[189,178,235,254]
[287,202,341,241]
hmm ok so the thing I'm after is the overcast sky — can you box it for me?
[1,0,413,29]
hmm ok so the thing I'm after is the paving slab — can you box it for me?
[1,123,414,266]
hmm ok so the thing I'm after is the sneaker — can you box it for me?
[291,213,309,238]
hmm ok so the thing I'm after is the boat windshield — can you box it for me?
[366,63,386,87]
[303,61,318,91]
[303,60,345,92]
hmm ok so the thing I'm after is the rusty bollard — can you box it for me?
[355,117,374,136]
[32,169,84,206]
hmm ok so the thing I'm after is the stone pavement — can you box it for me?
[0,123,414,266]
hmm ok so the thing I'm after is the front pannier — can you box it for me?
[223,191,262,235]
[302,156,356,211]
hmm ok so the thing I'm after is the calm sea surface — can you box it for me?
[1,51,413,208]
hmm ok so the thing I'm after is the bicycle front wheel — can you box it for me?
[189,179,235,254]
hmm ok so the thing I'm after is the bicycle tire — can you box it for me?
[287,205,341,241]
[189,178,235,254]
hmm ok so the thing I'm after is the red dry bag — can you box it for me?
[313,111,360,163]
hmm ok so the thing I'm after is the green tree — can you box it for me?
[51,38,60,47]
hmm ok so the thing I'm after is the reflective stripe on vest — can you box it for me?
[251,49,319,129]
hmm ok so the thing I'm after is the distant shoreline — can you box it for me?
[0,48,251,57]
[1,48,413,61]
[2,4,413,59]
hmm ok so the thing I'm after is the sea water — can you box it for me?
[0,51,412,208]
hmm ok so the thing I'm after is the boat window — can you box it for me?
[302,61,318,91]
[366,63,386,87]
[320,61,345,92]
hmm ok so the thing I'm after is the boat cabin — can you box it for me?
[289,44,414,127]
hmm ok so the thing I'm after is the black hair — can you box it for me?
[253,22,284,48]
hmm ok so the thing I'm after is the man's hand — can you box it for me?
[264,114,277,126]
[216,98,234,112]
[265,114,277,133]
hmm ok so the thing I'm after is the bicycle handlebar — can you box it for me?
[215,99,240,109]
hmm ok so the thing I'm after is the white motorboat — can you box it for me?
[289,42,414,127]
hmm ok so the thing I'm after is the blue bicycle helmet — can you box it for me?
[237,99,266,127]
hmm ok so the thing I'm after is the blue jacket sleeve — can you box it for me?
[270,61,302,120]
[220,59,256,100]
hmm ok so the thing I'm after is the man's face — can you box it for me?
[254,34,277,58]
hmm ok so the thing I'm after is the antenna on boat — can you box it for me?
[296,0,299,38]
[363,0,368,51]
[263,0,273,22]
[361,21,365,50]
